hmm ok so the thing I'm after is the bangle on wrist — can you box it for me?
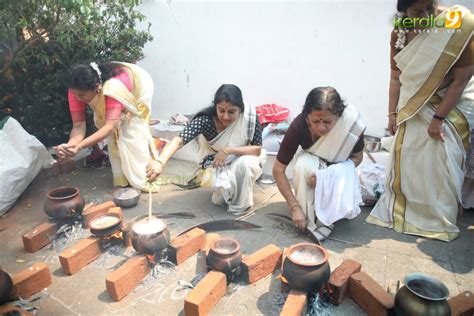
[387,111,397,117]
[433,114,446,121]
[222,147,230,155]
[155,159,164,167]
[289,203,300,210]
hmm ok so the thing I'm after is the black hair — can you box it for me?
[194,84,245,119]
[302,87,346,117]
[397,0,437,12]
[66,62,124,91]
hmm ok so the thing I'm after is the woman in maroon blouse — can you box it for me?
[273,87,365,239]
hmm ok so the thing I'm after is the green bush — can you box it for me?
[0,0,152,146]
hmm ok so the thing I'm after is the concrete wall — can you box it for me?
[137,0,472,137]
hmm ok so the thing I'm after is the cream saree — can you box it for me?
[91,62,160,192]
[293,105,366,230]
[198,105,265,215]
[367,6,474,241]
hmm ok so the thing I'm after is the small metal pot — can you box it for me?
[364,135,382,153]
[207,238,242,274]
[131,217,170,255]
[44,187,85,221]
[395,273,450,316]
[112,188,140,208]
[89,213,123,237]
[0,269,13,305]
[282,243,330,293]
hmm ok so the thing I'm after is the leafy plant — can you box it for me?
[0,0,152,146]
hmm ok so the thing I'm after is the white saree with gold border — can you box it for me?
[198,105,265,215]
[91,62,160,192]
[293,105,366,230]
[367,6,474,241]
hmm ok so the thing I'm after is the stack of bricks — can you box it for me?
[11,262,52,299]
[105,228,207,301]
[22,222,58,253]
[41,159,76,179]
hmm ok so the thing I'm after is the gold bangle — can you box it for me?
[387,112,397,117]
[222,147,230,155]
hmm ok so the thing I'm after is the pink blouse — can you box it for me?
[68,71,132,122]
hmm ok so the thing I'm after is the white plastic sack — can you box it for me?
[357,163,386,206]
[0,117,54,215]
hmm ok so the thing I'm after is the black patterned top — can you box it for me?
[179,115,263,146]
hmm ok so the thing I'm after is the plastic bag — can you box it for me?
[255,104,289,124]
[0,117,54,215]
[357,163,386,206]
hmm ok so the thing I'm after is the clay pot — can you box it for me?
[282,243,330,293]
[89,213,123,237]
[131,217,170,255]
[207,238,242,274]
[395,273,450,316]
[44,187,85,221]
[0,269,13,305]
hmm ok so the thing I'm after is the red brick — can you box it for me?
[241,244,282,284]
[449,291,474,316]
[280,290,308,316]
[11,262,52,299]
[58,159,76,174]
[43,162,60,179]
[349,272,394,316]
[168,228,206,265]
[59,237,102,275]
[328,259,362,305]
[0,305,34,315]
[184,270,227,316]
[106,255,151,301]
[81,201,116,228]
[22,222,58,253]
[108,206,124,221]
[203,233,221,255]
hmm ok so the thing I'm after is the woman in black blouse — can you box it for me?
[147,84,264,215]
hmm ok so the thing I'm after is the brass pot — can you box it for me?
[282,243,330,293]
[395,273,450,316]
[207,238,242,274]
[44,187,85,221]
[131,217,170,255]
[0,269,13,305]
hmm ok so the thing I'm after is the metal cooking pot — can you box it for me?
[364,135,382,153]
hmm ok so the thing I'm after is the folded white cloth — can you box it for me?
[215,167,232,189]
[314,160,362,226]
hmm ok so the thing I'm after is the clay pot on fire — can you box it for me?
[282,243,330,293]
[394,273,450,316]
[89,213,123,237]
[44,187,85,221]
[131,216,170,255]
[0,268,13,305]
[207,238,242,274]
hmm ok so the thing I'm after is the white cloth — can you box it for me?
[314,160,362,226]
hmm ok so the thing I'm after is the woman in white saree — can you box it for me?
[146,84,264,215]
[367,0,474,242]
[273,87,366,241]
[56,62,160,192]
